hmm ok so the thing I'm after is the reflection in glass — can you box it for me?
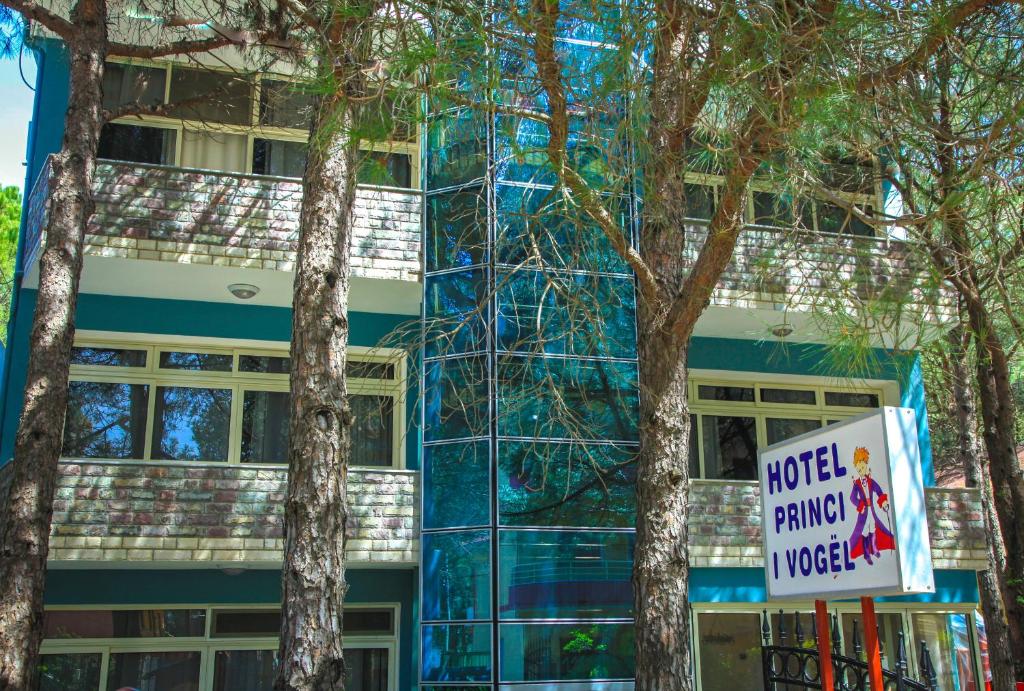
[252,138,307,178]
[346,648,390,691]
[106,650,202,691]
[239,355,291,374]
[423,531,492,621]
[498,530,634,619]
[701,415,757,480]
[494,184,630,272]
[752,191,794,227]
[425,270,488,358]
[426,109,487,189]
[910,613,977,691]
[358,151,413,188]
[97,123,176,166]
[825,391,880,408]
[496,269,636,359]
[259,79,312,129]
[213,649,277,691]
[63,382,149,459]
[424,442,490,529]
[497,441,635,527]
[39,653,102,691]
[102,62,166,110]
[44,608,206,638]
[169,67,253,125]
[841,612,905,666]
[426,189,487,272]
[497,356,638,442]
[53,376,124,449]
[423,357,489,442]
[159,351,233,371]
[765,418,821,446]
[152,386,232,461]
[499,623,634,682]
[422,623,492,682]
[351,394,393,467]
[760,388,816,405]
[697,613,764,691]
[241,390,289,463]
[71,346,146,367]
[698,385,754,402]
[683,183,715,220]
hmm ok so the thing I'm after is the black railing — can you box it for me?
[761,610,938,691]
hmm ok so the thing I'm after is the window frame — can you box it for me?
[101,57,421,189]
[63,338,407,469]
[678,172,881,237]
[39,603,400,691]
[688,376,887,481]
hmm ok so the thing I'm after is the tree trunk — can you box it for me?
[970,323,1024,676]
[0,3,107,687]
[633,327,693,690]
[276,72,361,691]
[950,324,1017,691]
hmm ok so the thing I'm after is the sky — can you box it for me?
[0,51,37,192]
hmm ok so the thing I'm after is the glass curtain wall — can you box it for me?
[421,3,640,687]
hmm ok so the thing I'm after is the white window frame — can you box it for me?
[62,336,408,469]
[39,603,401,691]
[688,373,892,481]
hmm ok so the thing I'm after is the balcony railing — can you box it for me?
[23,156,423,283]
[684,220,948,315]
[32,460,418,567]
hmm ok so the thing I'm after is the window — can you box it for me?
[62,340,405,467]
[689,378,883,480]
[98,60,420,187]
[40,606,398,691]
[694,606,984,691]
[97,123,177,165]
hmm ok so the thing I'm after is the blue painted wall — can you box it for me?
[0,291,419,466]
[45,567,418,691]
[691,567,978,604]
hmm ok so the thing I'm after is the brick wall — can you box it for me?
[46,462,417,566]
[688,481,986,570]
[25,158,422,282]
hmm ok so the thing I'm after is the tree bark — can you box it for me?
[0,1,107,686]
[276,18,365,689]
[970,321,1024,675]
[950,323,1017,691]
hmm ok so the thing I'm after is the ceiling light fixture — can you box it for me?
[228,283,260,300]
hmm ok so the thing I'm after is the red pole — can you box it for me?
[815,599,835,691]
[861,596,884,691]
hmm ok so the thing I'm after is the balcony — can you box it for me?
[23,157,423,312]
[26,461,418,568]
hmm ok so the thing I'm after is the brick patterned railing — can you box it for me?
[46,461,417,567]
[24,157,422,282]
[684,222,948,315]
[688,481,986,570]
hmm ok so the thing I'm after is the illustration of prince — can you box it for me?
[848,447,895,565]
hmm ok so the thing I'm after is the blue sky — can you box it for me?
[0,52,37,192]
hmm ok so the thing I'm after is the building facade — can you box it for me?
[0,22,993,691]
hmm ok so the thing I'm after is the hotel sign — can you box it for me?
[758,407,935,600]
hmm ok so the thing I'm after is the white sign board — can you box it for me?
[759,407,934,600]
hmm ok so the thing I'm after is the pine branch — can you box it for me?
[1,0,75,40]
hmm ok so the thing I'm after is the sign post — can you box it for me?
[861,596,885,691]
[814,600,835,691]
[758,407,935,689]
